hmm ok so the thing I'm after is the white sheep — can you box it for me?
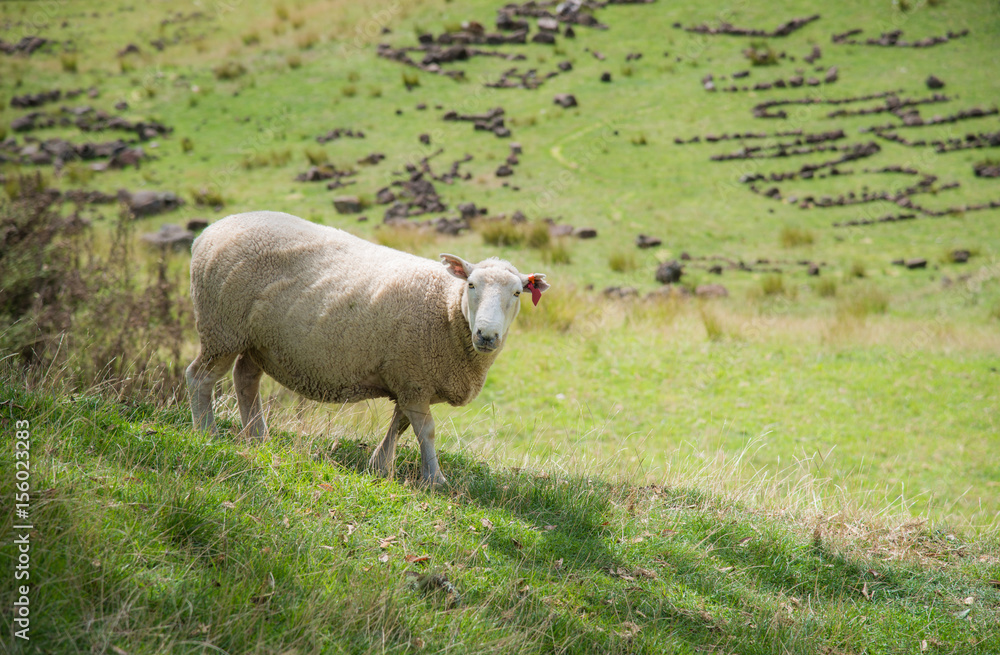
[186,211,549,486]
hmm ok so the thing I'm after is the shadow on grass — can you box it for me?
[318,436,626,576]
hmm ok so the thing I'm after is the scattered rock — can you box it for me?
[119,189,182,218]
[141,224,194,251]
[553,93,577,108]
[808,263,820,276]
[603,286,638,299]
[973,161,1000,178]
[333,195,364,214]
[951,249,971,263]
[573,227,597,239]
[635,234,661,249]
[655,260,684,284]
[186,219,209,232]
[495,164,513,177]
[832,28,969,48]
[678,14,820,38]
[316,127,365,143]
[926,75,945,89]
[696,284,729,298]
[600,71,612,82]
[117,43,141,57]
[905,257,927,269]
[10,89,61,109]
[419,133,431,145]
[0,36,50,56]
[357,152,386,166]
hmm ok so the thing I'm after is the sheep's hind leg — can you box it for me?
[369,405,410,478]
[234,353,268,440]
[403,403,447,488]
[186,351,238,434]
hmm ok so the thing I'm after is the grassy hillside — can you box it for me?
[2,0,1000,649]
[2,378,999,653]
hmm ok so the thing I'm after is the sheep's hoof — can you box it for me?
[367,455,394,479]
[420,472,448,490]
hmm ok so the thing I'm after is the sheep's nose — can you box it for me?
[475,329,498,350]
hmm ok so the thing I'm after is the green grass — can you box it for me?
[2,378,999,654]
[2,0,1000,647]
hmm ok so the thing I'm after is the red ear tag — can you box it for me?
[527,281,541,306]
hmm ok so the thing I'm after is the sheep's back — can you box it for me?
[190,211,467,403]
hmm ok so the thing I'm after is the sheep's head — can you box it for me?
[441,254,550,354]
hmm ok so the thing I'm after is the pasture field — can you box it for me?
[1,0,1000,651]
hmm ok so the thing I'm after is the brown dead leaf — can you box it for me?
[379,536,397,549]
[988,580,1000,588]
[861,582,871,600]
[481,517,495,530]
[553,558,563,571]
[346,523,358,535]
[281,516,290,529]
[634,567,657,580]
[111,647,129,655]
[405,554,431,564]
[543,525,556,531]
[920,640,928,652]
[318,483,336,492]
[379,553,390,563]
[963,596,975,605]
[738,536,753,546]
[660,528,678,537]
[221,501,236,509]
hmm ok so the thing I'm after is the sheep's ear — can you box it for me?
[520,273,550,306]
[440,254,474,280]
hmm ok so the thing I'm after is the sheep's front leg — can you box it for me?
[234,353,268,440]
[403,404,447,487]
[186,351,237,434]
[369,405,410,477]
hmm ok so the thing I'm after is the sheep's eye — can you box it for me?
[514,291,521,296]
[468,282,475,289]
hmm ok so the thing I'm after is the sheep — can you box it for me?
[185,211,549,486]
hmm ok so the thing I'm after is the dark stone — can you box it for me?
[186,219,209,232]
[553,93,577,108]
[655,260,684,284]
[808,263,820,276]
[141,224,194,250]
[926,75,945,89]
[574,227,597,239]
[951,249,970,263]
[635,234,661,249]
[419,133,430,145]
[495,164,514,177]
[120,189,183,218]
[905,257,928,269]
[600,72,612,82]
[333,195,363,214]
[531,32,556,45]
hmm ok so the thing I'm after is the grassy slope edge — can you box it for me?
[2,376,998,654]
